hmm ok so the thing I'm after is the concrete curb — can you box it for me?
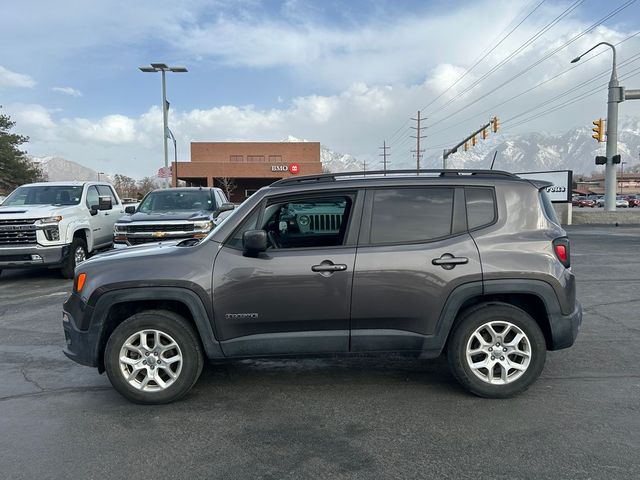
[572,210,640,225]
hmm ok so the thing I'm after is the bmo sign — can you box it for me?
[271,163,300,174]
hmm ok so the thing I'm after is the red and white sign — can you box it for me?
[157,166,173,178]
[289,163,300,174]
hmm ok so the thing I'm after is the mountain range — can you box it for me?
[27,119,640,182]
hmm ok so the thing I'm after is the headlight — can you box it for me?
[114,224,126,233]
[38,215,63,225]
[298,215,310,226]
[193,220,213,231]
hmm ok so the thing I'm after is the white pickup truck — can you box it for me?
[0,181,124,278]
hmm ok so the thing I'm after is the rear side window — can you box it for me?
[465,187,496,230]
[369,188,454,244]
[540,190,560,225]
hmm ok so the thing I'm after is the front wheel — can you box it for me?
[447,303,546,398]
[104,310,204,404]
[60,237,88,279]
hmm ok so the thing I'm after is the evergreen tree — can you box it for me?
[0,107,42,193]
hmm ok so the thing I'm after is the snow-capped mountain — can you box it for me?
[282,135,361,172]
[418,117,640,174]
[29,156,106,182]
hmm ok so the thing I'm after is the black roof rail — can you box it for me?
[270,169,516,187]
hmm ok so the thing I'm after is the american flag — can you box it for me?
[157,166,172,178]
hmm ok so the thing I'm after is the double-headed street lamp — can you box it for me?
[139,63,188,188]
[572,42,640,211]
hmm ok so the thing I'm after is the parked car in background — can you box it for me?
[0,181,123,278]
[625,194,640,207]
[113,187,235,247]
[616,196,629,208]
[572,196,596,208]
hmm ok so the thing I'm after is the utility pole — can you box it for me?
[379,141,390,172]
[410,111,426,169]
[362,160,368,172]
[572,43,640,211]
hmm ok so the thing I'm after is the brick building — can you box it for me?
[172,142,322,203]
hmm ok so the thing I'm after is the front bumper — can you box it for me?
[62,293,100,369]
[548,301,582,350]
[0,243,70,269]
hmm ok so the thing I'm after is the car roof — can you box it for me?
[149,187,219,193]
[20,181,113,187]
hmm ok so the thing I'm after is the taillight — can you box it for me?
[553,237,570,268]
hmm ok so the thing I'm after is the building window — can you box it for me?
[230,155,244,163]
[247,155,265,163]
[268,155,282,163]
[245,189,258,197]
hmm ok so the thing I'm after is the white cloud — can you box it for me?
[0,65,36,88]
[52,86,82,97]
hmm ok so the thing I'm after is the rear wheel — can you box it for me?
[104,310,204,404]
[447,303,546,398]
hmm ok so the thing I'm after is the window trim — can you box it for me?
[464,186,498,233]
[360,186,459,247]
[222,189,362,251]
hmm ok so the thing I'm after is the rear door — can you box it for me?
[350,186,482,352]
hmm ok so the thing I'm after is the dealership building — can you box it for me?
[172,142,322,203]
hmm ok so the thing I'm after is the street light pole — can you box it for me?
[572,42,622,211]
[139,63,188,189]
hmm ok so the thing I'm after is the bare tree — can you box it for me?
[113,174,137,199]
[136,177,157,197]
[215,177,236,200]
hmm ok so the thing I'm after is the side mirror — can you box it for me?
[242,229,267,256]
[214,202,235,218]
[125,206,136,214]
[90,205,99,216]
[98,196,112,210]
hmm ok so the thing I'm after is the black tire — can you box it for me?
[60,237,88,279]
[447,302,546,398]
[104,310,204,404]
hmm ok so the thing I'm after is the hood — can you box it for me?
[86,240,184,263]
[0,204,78,219]
[117,210,212,224]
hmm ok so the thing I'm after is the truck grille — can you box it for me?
[128,236,193,246]
[126,224,194,233]
[309,214,342,232]
[0,219,38,245]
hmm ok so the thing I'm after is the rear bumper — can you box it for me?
[0,244,70,269]
[548,301,582,350]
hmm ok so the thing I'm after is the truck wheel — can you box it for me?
[104,310,204,404]
[60,237,88,279]
[447,303,546,398]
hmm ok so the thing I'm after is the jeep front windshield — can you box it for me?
[3,185,83,206]
[138,190,214,213]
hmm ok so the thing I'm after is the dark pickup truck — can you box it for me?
[113,187,234,247]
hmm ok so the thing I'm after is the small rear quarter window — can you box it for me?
[465,187,496,230]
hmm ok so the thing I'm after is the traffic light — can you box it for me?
[492,116,500,133]
[472,135,477,146]
[482,128,488,139]
[612,154,621,164]
[595,156,607,165]
[464,141,469,152]
[592,118,605,142]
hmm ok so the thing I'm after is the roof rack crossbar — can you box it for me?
[271,169,515,186]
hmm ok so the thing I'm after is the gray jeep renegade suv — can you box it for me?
[62,169,581,404]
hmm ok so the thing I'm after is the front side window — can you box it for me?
[369,188,454,244]
[96,185,117,208]
[3,185,83,206]
[261,195,352,249]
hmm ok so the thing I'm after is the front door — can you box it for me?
[212,191,362,357]
[350,186,482,352]
[85,186,112,247]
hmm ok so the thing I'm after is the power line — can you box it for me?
[419,0,548,113]
[423,0,585,119]
[425,0,637,128]
[427,31,640,137]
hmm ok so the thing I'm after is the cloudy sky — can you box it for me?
[1,0,639,177]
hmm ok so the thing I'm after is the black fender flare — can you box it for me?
[90,287,225,364]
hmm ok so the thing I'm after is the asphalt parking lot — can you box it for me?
[1,225,639,479]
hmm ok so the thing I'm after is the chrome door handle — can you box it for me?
[432,253,468,270]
